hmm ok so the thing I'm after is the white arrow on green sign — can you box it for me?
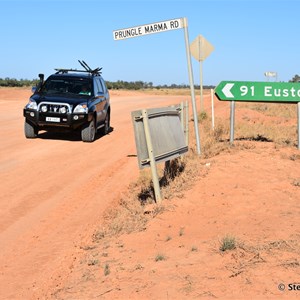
[215,81,300,103]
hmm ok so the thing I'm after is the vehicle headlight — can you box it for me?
[41,105,48,112]
[26,99,38,110]
[59,106,67,114]
[74,104,88,113]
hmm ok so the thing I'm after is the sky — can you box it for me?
[0,0,299,86]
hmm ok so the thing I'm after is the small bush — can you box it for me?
[219,235,236,252]
[165,236,172,242]
[191,246,198,252]
[155,253,166,262]
[292,179,300,187]
[179,227,185,236]
[198,111,208,122]
[104,263,110,276]
[87,259,99,266]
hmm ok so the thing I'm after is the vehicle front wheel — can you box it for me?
[81,118,96,142]
[24,120,38,138]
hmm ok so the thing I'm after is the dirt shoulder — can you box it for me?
[51,141,300,300]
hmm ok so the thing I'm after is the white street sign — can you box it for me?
[113,18,184,40]
[264,72,277,77]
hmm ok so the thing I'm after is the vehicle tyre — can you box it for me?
[100,112,110,136]
[24,120,38,138]
[81,118,96,142]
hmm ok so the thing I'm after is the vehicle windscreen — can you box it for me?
[41,78,92,97]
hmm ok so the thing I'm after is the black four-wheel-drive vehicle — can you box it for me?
[23,60,111,142]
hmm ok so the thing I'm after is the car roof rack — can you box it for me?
[54,60,102,75]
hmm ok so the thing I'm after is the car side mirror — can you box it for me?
[38,73,44,83]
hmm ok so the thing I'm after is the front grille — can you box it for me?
[38,102,72,114]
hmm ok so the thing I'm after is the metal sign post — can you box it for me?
[182,18,201,154]
[297,102,300,150]
[230,101,235,144]
[141,109,162,203]
[185,100,189,146]
[211,89,215,130]
[113,17,201,155]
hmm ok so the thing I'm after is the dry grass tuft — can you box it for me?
[198,115,231,159]
[235,102,297,146]
[155,253,167,262]
[93,193,148,241]
[292,178,300,187]
[93,148,202,241]
[243,102,297,119]
[219,235,236,252]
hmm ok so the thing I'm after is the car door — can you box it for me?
[93,77,107,126]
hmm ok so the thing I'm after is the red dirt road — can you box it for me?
[0,88,299,300]
[0,88,183,299]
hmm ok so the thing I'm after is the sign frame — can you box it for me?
[131,106,189,202]
[215,81,300,149]
[113,17,201,155]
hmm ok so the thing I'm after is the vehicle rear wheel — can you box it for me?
[81,118,96,142]
[24,120,38,138]
[100,112,110,136]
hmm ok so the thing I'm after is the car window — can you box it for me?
[94,78,104,95]
[42,77,92,96]
[100,77,107,93]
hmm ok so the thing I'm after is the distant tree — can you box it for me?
[147,82,153,88]
[0,77,37,87]
[289,74,300,82]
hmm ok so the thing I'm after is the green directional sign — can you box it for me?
[215,81,300,103]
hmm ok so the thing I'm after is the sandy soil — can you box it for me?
[0,87,299,300]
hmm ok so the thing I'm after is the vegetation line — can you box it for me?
[1,74,299,88]
[0,77,215,90]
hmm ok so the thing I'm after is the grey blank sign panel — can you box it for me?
[131,106,188,169]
